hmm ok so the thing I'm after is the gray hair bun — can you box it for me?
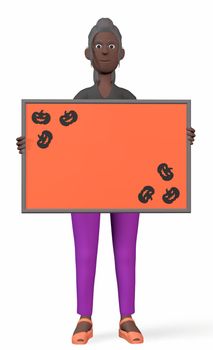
[89,18,122,43]
[96,18,114,27]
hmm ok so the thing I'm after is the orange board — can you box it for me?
[22,100,191,213]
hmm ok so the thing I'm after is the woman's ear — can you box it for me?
[85,48,90,60]
[120,48,125,60]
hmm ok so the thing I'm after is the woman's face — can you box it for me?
[85,31,124,74]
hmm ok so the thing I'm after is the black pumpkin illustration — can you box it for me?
[162,187,180,204]
[37,130,53,148]
[32,110,51,124]
[60,110,78,126]
[138,185,155,204]
[157,163,174,181]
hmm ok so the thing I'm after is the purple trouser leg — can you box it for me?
[71,212,140,316]
[71,213,101,316]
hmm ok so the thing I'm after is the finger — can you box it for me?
[19,150,23,154]
[187,132,196,138]
[190,135,196,140]
[18,145,26,150]
[16,140,25,146]
[16,139,26,144]
[16,136,25,141]
[187,130,195,135]
[187,127,195,132]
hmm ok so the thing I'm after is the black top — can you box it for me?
[73,82,136,100]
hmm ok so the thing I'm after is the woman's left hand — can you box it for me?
[187,127,196,145]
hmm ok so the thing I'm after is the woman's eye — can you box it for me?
[109,44,115,49]
[95,44,102,49]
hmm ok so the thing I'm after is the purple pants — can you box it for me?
[71,212,140,316]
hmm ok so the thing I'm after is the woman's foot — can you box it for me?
[119,315,144,343]
[72,316,93,344]
[73,316,92,335]
[120,315,141,332]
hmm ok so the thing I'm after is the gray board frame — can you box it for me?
[21,99,191,213]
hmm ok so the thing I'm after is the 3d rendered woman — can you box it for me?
[16,18,196,345]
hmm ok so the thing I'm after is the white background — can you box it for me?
[0,0,213,349]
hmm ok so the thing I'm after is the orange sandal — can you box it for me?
[119,317,144,344]
[71,318,93,345]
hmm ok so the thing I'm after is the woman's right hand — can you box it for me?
[16,136,25,154]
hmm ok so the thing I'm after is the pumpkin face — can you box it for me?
[138,185,155,204]
[37,130,53,148]
[162,187,180,204]
[32,110,51,124]
[157,163,174,181]
[60,110,78,126]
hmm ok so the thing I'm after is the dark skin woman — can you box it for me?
[16,28,196,341]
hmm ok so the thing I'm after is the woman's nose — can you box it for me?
[102,45,109,54]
